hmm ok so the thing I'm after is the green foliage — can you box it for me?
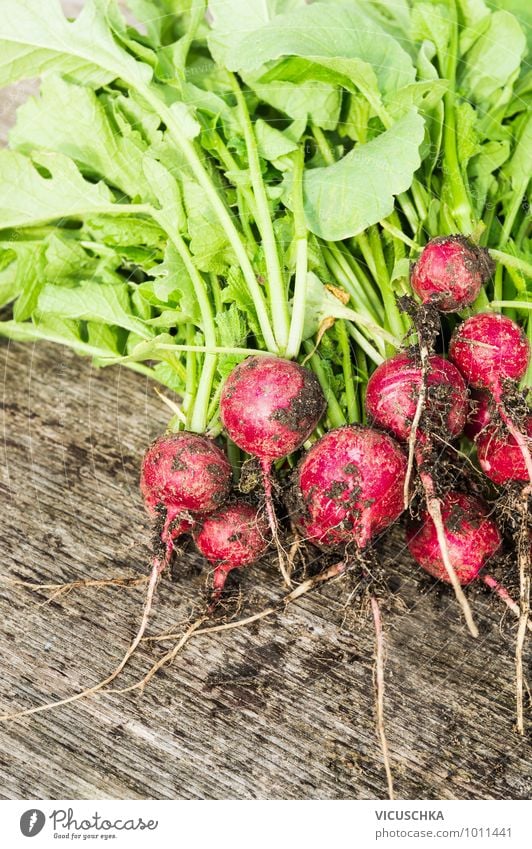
[0,0,529,428]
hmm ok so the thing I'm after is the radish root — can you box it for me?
[147,560,347,646]
[0,561,346,719]
[0,560,161,722]
[0,574,148,600]
[419,470,479,638]
[515,488,530,735]
[403,339,429,508]
[110,561,348,696]
[371,597,395,800]
[481,573,532,632]
[261,457,292,588]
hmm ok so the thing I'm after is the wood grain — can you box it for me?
[0,1,530,801]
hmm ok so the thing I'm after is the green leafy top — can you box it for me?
[0,0,530,436]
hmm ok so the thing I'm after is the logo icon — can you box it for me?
[20,810,46,837]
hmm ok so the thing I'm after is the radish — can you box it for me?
[141,432,233,568]
[220,355,326,584]
[365,351,479,636]
[406,491,502,584]
[194,500,271,599]
[449,312,532,485]
[451,313,532,734]
[410,235,494,312]
[476,416,532,485]
[141,432,233,517]
[449,313,529,390]
[294,425,407,550]
[0,432,234,722]
[365,352,468,444]
[463,390,492,441]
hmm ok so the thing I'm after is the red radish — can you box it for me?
[141,432,233,569]
[220,356,325,459]
[476,416,532,485]
[449,313,532,484]
[451,313,532,735]
[295,425,407,550]
[464,391,492,441]
[365,352,468,443]
[449,313,529,392]
[410,235,494,312]
[141,432,232,516]
[220,356,326,584]
[365,351,478,636]
[406,491,501,584]
[194,500,270,597]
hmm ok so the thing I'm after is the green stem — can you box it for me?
[525,318,532,391]
[138,84,277,352]
[286,148,308,359]
[356,232,378,280]
[229,73,289,352]
[354,345,368,424]
[175,0,205,69]
[489,249,532,280]
[206,380,223,425]
[338,305,401,348]
[209,273,223,315]
[396,194,419,234]
[439,0,474,233]
[490,301,532,310]
[368,226,407,343]
[342,250,385,319]
[516,213,529,249]
[311,125,335,165]
[380,217,420,251]
[303,342,346,428]
[237,188,258,247]
[336,321,359,422]
[324,243,383,322]
[499,182,528,248]
[184,324,196,429]
[493,263,503,304]
[154,344,272,356]
[161,225,217,434]
[410,179,428,222]
[226,440,242,484]
[345,322,385,365]
[201,124,260,224]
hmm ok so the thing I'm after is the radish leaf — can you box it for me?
[284,110,425,240]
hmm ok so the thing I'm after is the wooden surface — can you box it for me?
[0,1,531,801]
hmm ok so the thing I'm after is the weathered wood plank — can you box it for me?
[0,342,530,800]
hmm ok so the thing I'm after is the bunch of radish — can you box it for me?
[3,234,530,770]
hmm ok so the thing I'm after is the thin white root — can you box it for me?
[261,457,292,589]
[108,616,207,695]
[420,471,479,639]
[404,340,430,508]
[515,488,530,735]
[114,560,347,707]
[147,560,347,644]
[0,574,148,597]
[0,560,348,718]
[0,562,160,722]
[371,597,395,800]
[287,534,302,582]
[481,574,532,633]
